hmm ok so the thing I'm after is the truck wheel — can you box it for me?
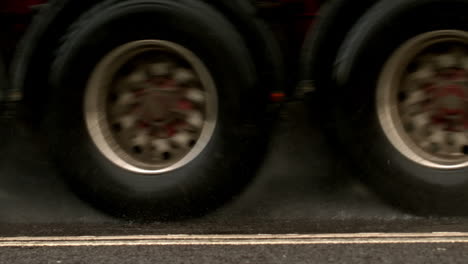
[47,0,270,220]
[333,0,468,215]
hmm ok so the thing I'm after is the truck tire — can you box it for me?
[47,0,270,220]
[333,0,468,215]
[300,0,376,94]
[0,52,7,98]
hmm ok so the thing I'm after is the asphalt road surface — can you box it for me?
[1,102,468,263]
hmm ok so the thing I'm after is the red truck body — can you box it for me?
[0,0,320,38]
[0,0,319,14]
[0,0,46,14]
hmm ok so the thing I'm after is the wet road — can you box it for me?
[1,102,468,263]
[3,242,468,264]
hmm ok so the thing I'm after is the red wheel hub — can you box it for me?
[425,69,468,131]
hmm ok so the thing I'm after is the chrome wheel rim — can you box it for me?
[85,40,218,174]
[377,30,468,169]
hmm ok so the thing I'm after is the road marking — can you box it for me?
[2,232,468,247]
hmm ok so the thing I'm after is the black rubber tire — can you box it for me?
[332,0,468,216]
[0,52,7,97]
[47,0,270,220]
[300,0,376,91]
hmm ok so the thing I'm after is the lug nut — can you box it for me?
[117,92,135,105]
[150,62,171,76]
[132,131,149,146]
[409,66,434,81]
[127,70,147,83]
[429,129,445,144]
[404,90,426,105]
[171,132,194,148]
[186,88,205,103]
[453,132,468,146]
[436,53,458,68]
[411,112,430,128]
[186,111,203,128]
[152,139,171,153]
[173,68,195,83]
[120,114,137,129]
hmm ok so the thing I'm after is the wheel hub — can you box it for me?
[85,40,218,174]
[425,71,468,132]
[377,30,468,169]
[400,50,468,157]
